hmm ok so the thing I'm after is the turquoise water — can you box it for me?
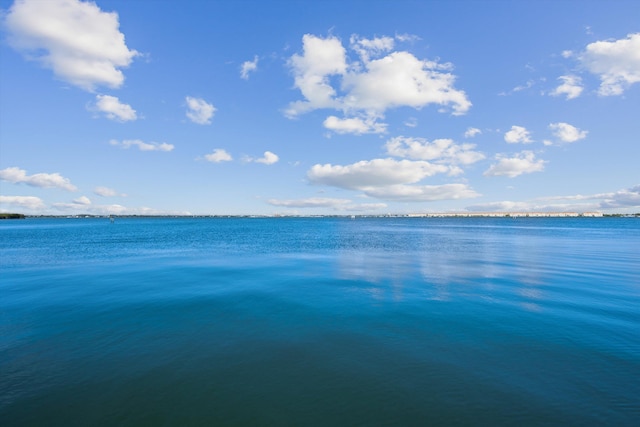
[1,217,639,425]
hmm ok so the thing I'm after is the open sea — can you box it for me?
[1,217,639,426]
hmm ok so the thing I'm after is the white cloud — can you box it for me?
[204,149,232,163]
[109,139,174,152]
[0,195,46,210]
[93,94,137,121]
[484,151,546,178]
[94,186,123,197]
[267,197,387,211]
[308,158,450,190]
[467,185,640,213]
[240,55,259,80]
[580,33,640,96]
[550,75,583,100]
[4,0,138,91]
[245,151,279,165]
[349,35,395,62]
[504,125,533,144]
[285,33,471,131]
[466,201,536,212]
[549,122,588,143]
[185,96,216,125]
[594,185,640,209]
[543,185,640,209]
[254,151,279,165]
[363,184,479,202]
[464,127,481,138]
[385,136,485,165]
[323,116,387,135]
[0,166,77,191]
[286,34,347,117]
[341,50,471,116]
[73,195,91,205]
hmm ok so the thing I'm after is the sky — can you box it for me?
[0,0,639,216]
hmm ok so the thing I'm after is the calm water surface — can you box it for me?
[1,217,639,425]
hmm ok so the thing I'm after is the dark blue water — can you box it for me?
[1,217,639,425]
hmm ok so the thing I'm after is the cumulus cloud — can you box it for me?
[349,34,395,62]
[308,158,450,190]
[0,195,46,210]
[549,122,588,143]
[550,75,583,100]
[363,184,479,202]
[4,0,138,91]
[109,139,174,152]
[0,166,77,191]
[204,149,232,163]
[464,127,481,138]
[504,126,533,144]
[240,55,259,80]
[73,195,91,205]
[267,197,386,211]
[93,186,123,197]
[579,33,640,96]
[484,151,546,177]
[286,33,471,133]
[93,94,137,121]
[323,116,387,135]
[385,136,485,165]
[185,96,216,125]
[251,151,279,165]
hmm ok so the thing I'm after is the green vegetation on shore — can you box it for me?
[0,213,25,219]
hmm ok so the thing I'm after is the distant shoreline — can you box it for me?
[3,212,639,219]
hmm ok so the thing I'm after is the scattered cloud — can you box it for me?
[548,122,587,143]
[308,158,451,190]
[94,186,124,197]
[541,185,640,209]
[240,55,259,79]
[385,136,485,165]
[109,139,174,152]
[0,195,46,210]
[267,197,387,211]
[306,157,477,202]
[323,115,387,135]
[550,75,583,100]
[252,151,279,165]
[466,200,536,212]
[245,151,279,165]
[404,117,418,128]
[579,33,640,96]
[92,94,137,121]
[203,149,233,163]
[73,195,91,205]
[484,151,546,177]
[286,33,471,133]
[185,96,216,125]
[467,184,640,212]
[363,184,479,202]
[4,0,138,91]
[0,166,77,191]
[464,127,481,138]
[504,125,533,144]
[349,34,395,62]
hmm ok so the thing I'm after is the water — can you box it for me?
[1,217,639,426]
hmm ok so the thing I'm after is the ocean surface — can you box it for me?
[1,217,639,426]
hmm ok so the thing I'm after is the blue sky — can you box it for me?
[1,0,639,215]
